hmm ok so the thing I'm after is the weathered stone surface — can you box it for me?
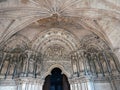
[0,0,120,90]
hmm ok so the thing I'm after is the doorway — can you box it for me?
[43,68,70,90]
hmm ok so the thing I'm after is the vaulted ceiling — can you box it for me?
[0,0,120,61]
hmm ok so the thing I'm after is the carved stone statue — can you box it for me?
[19,53,28,74]
[71,54,78,74]
[28,54,35,73]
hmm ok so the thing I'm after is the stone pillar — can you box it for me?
[37,80,44,90]
[69,76,95,90]
[70,83,73,90]
[113,48,120,63]
[15,77,44,90]
[0,79,17,90]
[86,79,95,90]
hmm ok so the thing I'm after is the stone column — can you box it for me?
[0,52,7,73]
[15,77,44,90]
[113,48,120,63]
[0,79,17,90]
[37,80,44,90]
[86,79,95,90]
[69,76,95,90]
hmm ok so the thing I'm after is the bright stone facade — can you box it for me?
[0,0,120,90]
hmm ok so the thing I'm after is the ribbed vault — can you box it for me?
[0,0,120,50]
[0,0,120,90]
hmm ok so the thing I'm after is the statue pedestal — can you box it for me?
[15,77,44,90]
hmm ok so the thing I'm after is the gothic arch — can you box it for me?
[43,64,71,79]
[31,28,80,62]
[2,34,30,53]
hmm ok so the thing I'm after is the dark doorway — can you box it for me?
[43,68,70,90]
[50,68,62,90]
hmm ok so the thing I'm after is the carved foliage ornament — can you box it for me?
[80,34,110,51]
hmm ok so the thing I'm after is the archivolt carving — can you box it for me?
[69,34,120,77]
[80,34,110,50]
[43,64,71,79]
[0,34,43,79]
[1,0,120,47]
[32,28,80,61]
[2,34,30,53]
